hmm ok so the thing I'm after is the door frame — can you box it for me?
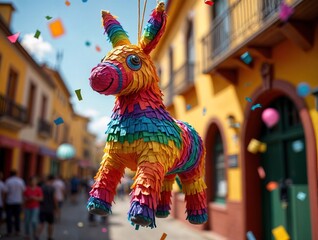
[241,80,318,239]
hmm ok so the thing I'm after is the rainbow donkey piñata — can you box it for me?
[87,2,208,229]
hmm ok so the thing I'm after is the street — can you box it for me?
[0,193,218,240]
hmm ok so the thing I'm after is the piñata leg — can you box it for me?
[178,175,208,224]
[87,153,125,216]
[155,174,176,218]
[128,161,165,229]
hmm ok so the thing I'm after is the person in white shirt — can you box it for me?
[52,175,66,221]
[0,172,6,231]
[4,170,25,236]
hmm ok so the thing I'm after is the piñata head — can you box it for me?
[87,2,208,230]
[89,2,166,97]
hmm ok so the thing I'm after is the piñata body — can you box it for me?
[87,2,208,229]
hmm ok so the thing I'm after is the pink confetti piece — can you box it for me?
[279,2,294,22]
[7,32,20,43]
[101,227,107,233]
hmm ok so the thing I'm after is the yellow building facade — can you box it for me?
[0,3,96,182]
[153,0,318,239]
[0,3,55,179]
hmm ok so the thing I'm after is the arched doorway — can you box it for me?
[241,80,318,239]
[204,119,228,232]
[260,96,311,239]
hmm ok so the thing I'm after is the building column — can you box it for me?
[11,147,21,174]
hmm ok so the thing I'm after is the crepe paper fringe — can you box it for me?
[175,176,182,190]
[186,208,208,224]
[87,197,112,215]
[128,201,156,229]
[184,191,207,211]
[140,4,167,54]
[181,178,207,195]
[102,11,130,48]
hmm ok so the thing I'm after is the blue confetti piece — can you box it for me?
[297,192,306,201]
[186,104,192,110]
[246,231,256,240]
[54,117,64,125]
[245,97,252,102]
[251,103,262,111]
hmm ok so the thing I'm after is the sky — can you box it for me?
[2,0,163,141]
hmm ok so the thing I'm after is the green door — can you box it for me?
[260,97,312,240]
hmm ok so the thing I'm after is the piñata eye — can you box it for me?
[126,54,142,71]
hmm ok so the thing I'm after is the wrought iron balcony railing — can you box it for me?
[202,0,292,73]
[161,62,195,105]
[0,94,28,125]
[38,118,52,138]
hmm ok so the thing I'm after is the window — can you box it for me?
[63,123,69,143]
[27,82,36,124]
[0,53,2,71]
[169,46,174,81]
[40,95,47,119]
[211,0,230,57]
[213,131,227,203]
[6,68,18,101]
[186,18,195,82]
[186,19,195,63]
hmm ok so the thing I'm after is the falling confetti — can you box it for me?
[160,233,167,240]
[75,89,83,101]
[266,181,278,192]
[246,231,256,240]
[48,19,65,38]
[186,104,191,110]
[202,107,207,116]
[95,45,101,52]
[251,103,262,111]
[65,0,71,6]
[297,192,306,201]
[101,227,107,233]
[257,166,266,179]
[272,225,290,240]
[77,222,84,228]
[54,117,64,125]
[85,41,91,46]
[245,97,252,103]
[82,0,88,2]
[279,2,294,22]
[45,16,53,20]
[7,32,20,43]
[204,0,214,6]
[34,30,41,39]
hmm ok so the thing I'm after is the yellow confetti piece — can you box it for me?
[272,225,290,240]
[48,19,65,38]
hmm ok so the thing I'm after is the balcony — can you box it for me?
[0,94,28,130]
[38,118,52,138]
[162,62,195,106]
[202,0,317,76]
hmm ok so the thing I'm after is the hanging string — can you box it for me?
[138,0,141,42]
[140,0,148,40]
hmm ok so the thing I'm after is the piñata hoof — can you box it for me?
[128,201,155,229]
[87,197,112,216]
[187,209,208,225]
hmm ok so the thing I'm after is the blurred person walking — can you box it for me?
[35,175,57,240]
[69,175,80,204]
[52,175,65,222]
[24,176,43,240]
[4,170,25,237]
[0,172,6,236]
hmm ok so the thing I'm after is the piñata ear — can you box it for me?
[139,2,167,54]
[102,10,131,48]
